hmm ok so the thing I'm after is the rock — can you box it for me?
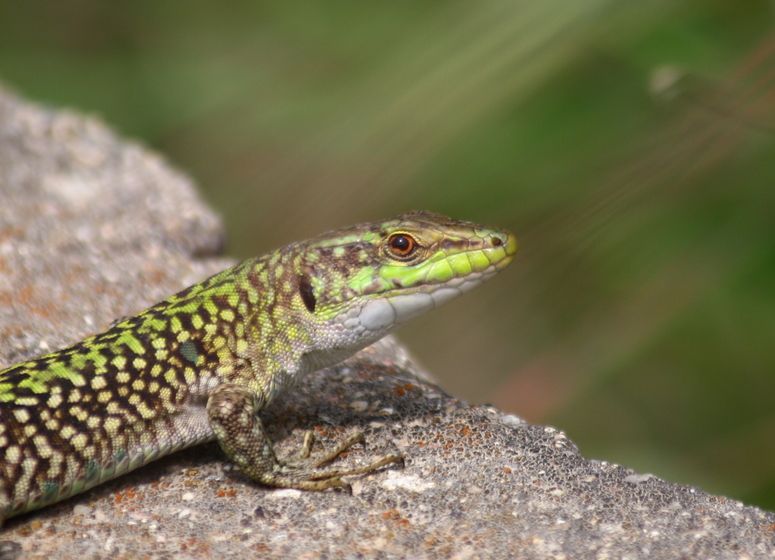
[1,84,773,559]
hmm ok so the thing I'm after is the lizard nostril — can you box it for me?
[490,236,503,248]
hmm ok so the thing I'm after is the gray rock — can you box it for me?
[1,84,773,559]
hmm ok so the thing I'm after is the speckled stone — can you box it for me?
[1,84,774,560]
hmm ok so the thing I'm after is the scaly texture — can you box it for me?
[0,211,516,521]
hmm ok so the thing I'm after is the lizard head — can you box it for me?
[292,211,517,351]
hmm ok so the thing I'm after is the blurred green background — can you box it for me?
[1,0,774,508]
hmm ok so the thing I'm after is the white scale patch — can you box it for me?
[359,299,395,331]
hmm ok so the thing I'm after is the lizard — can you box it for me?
[0,210,517,522]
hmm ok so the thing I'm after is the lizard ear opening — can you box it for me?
[298,274,316,313]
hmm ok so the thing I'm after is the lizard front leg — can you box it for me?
[206,383,402,491]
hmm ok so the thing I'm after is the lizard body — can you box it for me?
[0,211,516,521]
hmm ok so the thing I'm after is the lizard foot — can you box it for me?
[208,384,402,492]
[267,431,404,492]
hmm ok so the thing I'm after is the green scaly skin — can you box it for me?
[0,211,517,521]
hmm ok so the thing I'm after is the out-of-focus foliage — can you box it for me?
[1,0,773,507]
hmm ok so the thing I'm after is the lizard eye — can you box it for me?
[386,233,418,260]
